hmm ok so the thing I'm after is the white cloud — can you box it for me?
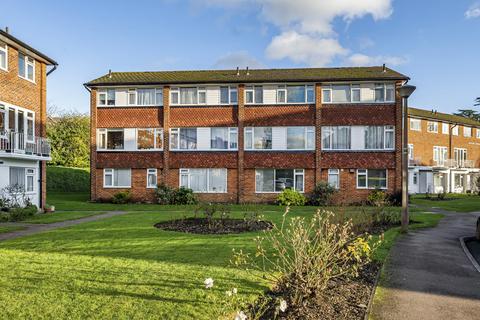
[346,53,408,67]
[213,51,264,69]
[266,31,348,67]
[465,3,480,19]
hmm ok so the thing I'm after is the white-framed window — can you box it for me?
[463,126,472,137]
[0,41,7,71]
[410,118,421,131]
[408,144,414,160]
[322,126,351,150]
[413,172,418,185]
[26,112,34,141]
[0,104,6,133]
[211,127,238,150]
[255,169,304,193]
[179,168,227,193]
[276,84,314,104]
[126,88,163,106]
[322,83,394,103]
[98,89,116,106]
[220,86,238,104]
[427,121,438,133]
[364,126,395,150]
[26,168,35,192]
[170,87,206,105]
[476,128,480,139]
[18,53,35,82]
[286,127,315,150]
[170,128,197,150]
[433,146,448,166]
[245,127,272,150]
[452,125,458,136]
[244,126,314,151]
[328,169,340,189]
[137,128,163,150]
[454,148,468,167]
[103,168,131,188]
[147,169,158,188]
[97,129,124,150]
[245,85,263,104]
[356,169,387,189]
[442,122,449,135]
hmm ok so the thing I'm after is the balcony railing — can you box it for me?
[431,159,474,169]
[0,131,51,157]
[409,157,422,166]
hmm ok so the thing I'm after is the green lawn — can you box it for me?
[22,211,106,224]
[0,225,25,234]
[410,193,480,212]
[0,197,439,319]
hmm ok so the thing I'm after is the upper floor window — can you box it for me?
[442,122,449,134]
[97,129,124,150]
[18,53,35,82]
[433,146,448,165]
[410,118,421,131]
[245,86,263,104]
[220,86,238,104]
[244,126,314,151]
[0,105,5,132]
[463,126,472,137]
[322,126,351,150]
[0,42,7,71]
[98,89,115,106]
[427,121,438,133]
[452,126,458,136]
[408,144,414,160]
[276,85,314,104]
[365,126,395,150]
[170,87,206,105]
[127,88,163,106]
[211,127,238,150]
[170,128,197,150]
[137,128,163,150]
[322,83,394,103]
[477,128,480,139]
[245,127,271,149]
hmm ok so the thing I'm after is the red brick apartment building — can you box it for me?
[85,66,409,204]
[408,107,480,194]
[0,29,57,209]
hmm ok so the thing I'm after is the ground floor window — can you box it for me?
[255,169,304,193]
[328,169,339,189]
[357,169,387,189]
[104,168,131,188]
[9,167,35,192]
[147,169,157,188]
[179,168,227,193]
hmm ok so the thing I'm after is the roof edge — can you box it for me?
[0,30,58,66]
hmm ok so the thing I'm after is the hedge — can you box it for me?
[47,166,90,192]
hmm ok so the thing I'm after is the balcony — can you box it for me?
[431,159,475,169]
[409,157,422,166]
[0,131,51,159]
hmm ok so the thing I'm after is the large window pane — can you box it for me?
[368,169,387,189]
[137,89,155,105]
[365,126,384,149]
[9,167,25,188]
[211,128,228,149]
[180,88,197,104]
[254,127,272,149]
[332,85,350,103]
[0,44,6,70]
[114,169,131,187]
[180,128,197,149]
[208,169,227,192]
[254,86,263,103]
[256,169,274,192]
[137,129,155,149]
[275,169,294,192]
[287,127,305,149]
[220,87,229,104]
[107,89,115,105]
[0,106,5,132]
[107,131,124,150]
[189,169,207,192]
[287,85,306,103]
[18,53,25,77]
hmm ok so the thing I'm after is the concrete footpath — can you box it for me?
[370,209,480,320]
[0,211,128,241]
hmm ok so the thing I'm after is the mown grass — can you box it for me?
[0,225,25,234]
[0,200,439,319]
[22,211,106,224]
[410,193,480,212]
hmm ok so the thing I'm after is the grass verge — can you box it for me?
[22,211,106,224]
[410,193,480,212]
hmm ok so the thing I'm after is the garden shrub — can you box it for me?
[232,208,380,306]
[172,187,198,205]
[367,189,388,207]
[47,166,90,192]
[387,191,402,206]
[437,192,446,200]
[7,205,38,222]
[155,184,175,204]
[111,191,131,204]
[276,188,306,206]
[309,182,336,206]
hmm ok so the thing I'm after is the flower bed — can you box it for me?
[154,218,273,234]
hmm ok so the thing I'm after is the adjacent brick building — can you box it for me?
[408,107,480,193]
[0,29,57,209]
[85,66,409,204]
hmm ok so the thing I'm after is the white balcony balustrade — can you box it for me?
[0,131,51,158]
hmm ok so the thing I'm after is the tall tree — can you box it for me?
[475,97,480,106]
[454,109,480,121]
[47,110,90,168]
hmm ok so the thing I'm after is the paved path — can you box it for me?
[371,209,480,320]
[0,211,128,241]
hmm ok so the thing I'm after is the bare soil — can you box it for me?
[154,218,273,234]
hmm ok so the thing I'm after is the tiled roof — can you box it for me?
[85,66,409,86]
[409,107,480,127]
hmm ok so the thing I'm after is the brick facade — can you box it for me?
[0,34,55,209]
[88,71,406,204]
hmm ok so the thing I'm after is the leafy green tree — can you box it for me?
[47,111,90,168]
[475,97,480,106]
[454,109,480,121]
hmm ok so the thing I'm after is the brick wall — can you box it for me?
[0,43,48,208]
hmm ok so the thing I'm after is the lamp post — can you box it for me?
[399,84,416,232]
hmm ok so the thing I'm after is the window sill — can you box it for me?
[103,186,131,189]
[97,149,163,152]
[170,149,238,152]
[97,105,162,108]
[18,75,35,84]
[245,149,315,152]
[322,101,395,105]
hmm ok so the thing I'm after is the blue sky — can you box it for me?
[1,0,479,114]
